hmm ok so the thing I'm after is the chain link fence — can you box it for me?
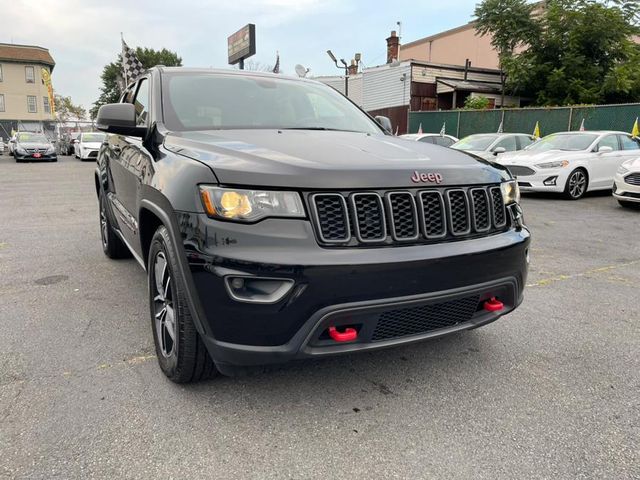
[408,103,640,138]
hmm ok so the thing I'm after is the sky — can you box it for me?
[3,0,480,111]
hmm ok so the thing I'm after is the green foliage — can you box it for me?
[90,47,182,119]
[475,0,640,105]
[54,93,87,121]
[463,96,491,110]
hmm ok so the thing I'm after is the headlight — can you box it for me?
[617,165,629,175]
[501,180,520,205]
[535,160,569,169]
[199,186,305,222]
[16,146,27,154]
[46,146,55,154]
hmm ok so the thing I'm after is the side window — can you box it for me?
[121,83,136,104]
[618,134,640,150]
[517,135,535,150]
[493,136,517,152]
[434,137,454,147]
[418,136,435,144]
[133,79,149,126]
[597,135,619,151]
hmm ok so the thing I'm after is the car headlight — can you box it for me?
[16,146,27,154]
[46,146,55,154]
[199,186,305,222]
[501,180,520,205]
[535,160,569,169]
[617,165,629,175]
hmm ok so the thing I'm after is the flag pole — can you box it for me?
[121,32,128,86]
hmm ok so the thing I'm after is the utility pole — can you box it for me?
[327,50,360,98]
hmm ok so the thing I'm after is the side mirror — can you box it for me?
[96,103,145,137]
[374,115,393,134]
[598,146,613,154]
[493,146,506,155]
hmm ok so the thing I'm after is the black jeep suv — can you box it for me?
[95,67,529,382]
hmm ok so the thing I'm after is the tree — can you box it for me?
[475,0,640,106]
[54,93,87,122]
[463,96,491,110]
[90,47,182,118]
[475,0,538,106]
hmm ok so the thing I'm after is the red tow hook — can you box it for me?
[483,297,504,312]
[328,326,358,343]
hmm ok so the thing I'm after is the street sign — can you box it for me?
[227,24,256,67]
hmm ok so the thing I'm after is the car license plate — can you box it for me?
[33,153,42,158]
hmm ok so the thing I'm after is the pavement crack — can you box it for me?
[526,259,640,288]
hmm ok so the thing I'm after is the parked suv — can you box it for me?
[95,67,530,382]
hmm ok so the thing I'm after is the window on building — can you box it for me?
[25,66,35,83]
[43,96,51,114]
[0,64,3,82]
[27,95,37,113]
[0,94,5,112]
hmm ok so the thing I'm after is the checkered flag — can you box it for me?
[121,37,144,84]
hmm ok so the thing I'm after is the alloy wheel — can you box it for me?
[100,198,108,248]
[153,251,176,358]
[568,170,587,199]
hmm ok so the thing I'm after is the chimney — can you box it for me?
[386,30,400,64]
[348,59,358,76]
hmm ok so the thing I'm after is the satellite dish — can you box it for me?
[295,64,309,78]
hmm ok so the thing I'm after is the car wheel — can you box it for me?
[148,226,218,383]
[618,200,640,210]
[99,191,130,259]
[564,168,588,200]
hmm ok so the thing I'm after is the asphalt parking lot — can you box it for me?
[0,154,638,479]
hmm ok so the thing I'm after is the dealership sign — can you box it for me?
[227,24,256,66]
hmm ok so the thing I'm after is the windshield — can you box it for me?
[82,133,105,143]
[163,73,382,134]
[528,133,598,152]
[451,134,499,151]
[17,133,48,143]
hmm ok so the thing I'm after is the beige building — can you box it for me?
[0,43,55,138]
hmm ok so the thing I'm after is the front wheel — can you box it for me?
[563,169,588,200]
[148,226,218,383]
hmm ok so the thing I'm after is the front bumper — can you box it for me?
[613,174,640,203]
[178,212,530,371]
[502,166,568,193]
[14,152,57,161]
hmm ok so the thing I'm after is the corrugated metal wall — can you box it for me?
[315,74,364,107]
[409,104,640,137]
[362,63,412,111]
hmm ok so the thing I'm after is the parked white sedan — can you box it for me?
[400,133,459,147]
[451,133,536,160]
[613,156,640,209]
[74,132,106,161]
[495,131,640,199]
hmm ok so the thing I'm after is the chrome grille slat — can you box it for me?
[625,173,640,186]
[310,185,510,247]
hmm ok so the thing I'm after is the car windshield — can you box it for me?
[451,134,499,151]
[18,133,48,143]
[527,133,598,152]
[82,133,105,143]
[163,73,382,134]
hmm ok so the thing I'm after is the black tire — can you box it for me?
[618,200,640,210]
[14,153,21,163]
[148,226,218,383]
[563,168,588,200]
[99,191,130,259]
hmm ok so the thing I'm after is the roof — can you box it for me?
[437,78,502,93]
[0,43,55,70]
[401,22,477,50]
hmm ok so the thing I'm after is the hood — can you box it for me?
[80,142,102,149]
[495,149,588,166]
[622,155,640,171]
[17,141,52,149]
[164,130,509,189]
